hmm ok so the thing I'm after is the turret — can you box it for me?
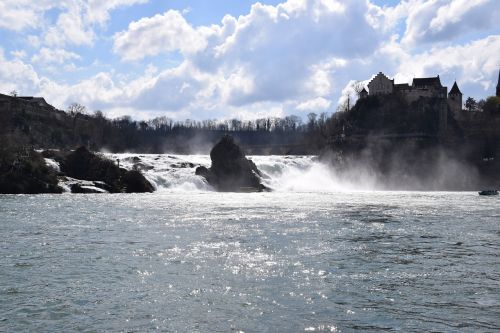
[448,81,462,113]
[359,87,368,99]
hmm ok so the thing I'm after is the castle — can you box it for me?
[364,72,462,113]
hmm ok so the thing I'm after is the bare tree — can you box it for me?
[336,97,351,113]
[307,112,317,131]
[353,81,366,99]
[9,90,18,97]
[67,103,87,116]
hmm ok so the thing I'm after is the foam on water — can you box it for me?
[106,153,368,192]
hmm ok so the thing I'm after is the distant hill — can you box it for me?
[0,93,309,154]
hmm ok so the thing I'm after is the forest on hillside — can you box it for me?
[1,92,499,155]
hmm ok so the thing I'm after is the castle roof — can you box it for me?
[412,76,442,87]
[394,83,410,90]
[449,81,461,95]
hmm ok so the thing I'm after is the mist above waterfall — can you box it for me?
[107,144,484,193]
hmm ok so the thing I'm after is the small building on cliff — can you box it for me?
[367,72,462,112]
[367,72,394,95]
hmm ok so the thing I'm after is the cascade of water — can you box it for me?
[104,153,376,192]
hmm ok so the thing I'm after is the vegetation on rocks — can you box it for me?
[0,144,62,194]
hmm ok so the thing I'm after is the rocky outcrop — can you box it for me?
[195,135,270,192]
[0,148,62,194]
[60,147,154,193]
[120,170,155,193]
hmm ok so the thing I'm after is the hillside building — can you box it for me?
[367,72,462,112]
[18,96,52,108]
[367,72,393,95]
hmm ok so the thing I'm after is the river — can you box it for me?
[1,155,499,332]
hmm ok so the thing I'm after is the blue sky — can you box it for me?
[0,0,499,120]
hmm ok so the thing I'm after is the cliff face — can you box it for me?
[0,94,83,149]
[323,94,500,189]
[337,94,452,139]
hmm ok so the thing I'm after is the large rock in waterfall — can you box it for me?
[195,135,270,192]
[60,146,154,193]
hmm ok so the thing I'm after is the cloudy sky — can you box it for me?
[0,0,499,120]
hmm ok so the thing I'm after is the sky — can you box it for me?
[0,0,499,120]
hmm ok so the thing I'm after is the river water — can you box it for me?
[1,155,499,332]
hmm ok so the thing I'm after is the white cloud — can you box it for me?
[0,1,43,31]
[32,48,81,64]
[189,0,381,107]
[296,97,332,111]
[0,49,41,95]
[44,6,95,47]
[86,0,149,25]
[113,10,208,61]
[1,0,499,121]
[11,50,27,59]
[0,1,148,47]
[396,35,500,93]
[402,0,500,45]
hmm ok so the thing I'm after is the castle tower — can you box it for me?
[448,81,462,113]
[496,69,500,97]
[359,87,368,99]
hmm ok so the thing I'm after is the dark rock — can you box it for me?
[61,146,154,193]
[195,135,270,192]
[121,170,155,193]
[195,166,214,184]
[0,148,62,194]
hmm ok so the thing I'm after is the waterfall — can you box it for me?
[106,153,374,192]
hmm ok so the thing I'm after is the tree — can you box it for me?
[307,112,317,132]
[336,97,350,113]
[93,110,105,119]
[353,81,366,99]
[67,103,87,116]
[9,90,18,97]
[482,96,500,114]
[465,97,477,112]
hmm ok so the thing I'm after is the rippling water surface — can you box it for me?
[1,191,499,332]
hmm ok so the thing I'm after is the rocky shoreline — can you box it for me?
[0,146,154,194]
[0,137,270,194]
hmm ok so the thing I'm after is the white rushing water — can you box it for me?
[105,154,376,193]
